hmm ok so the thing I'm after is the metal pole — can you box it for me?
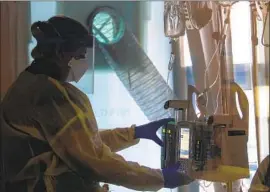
[219,5,229,115]
[250,1,261,164]
[226,182,233,192]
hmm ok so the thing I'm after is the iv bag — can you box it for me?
[164,0,186,38]
[188,2,212,30]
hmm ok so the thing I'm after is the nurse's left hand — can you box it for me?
[134,118,175,147]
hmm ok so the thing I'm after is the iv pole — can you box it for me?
[218,5,234,192]
[250,1,262,165]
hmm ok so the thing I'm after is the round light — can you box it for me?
[91,8,125,45]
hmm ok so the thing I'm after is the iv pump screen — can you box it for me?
[180,128,190,159]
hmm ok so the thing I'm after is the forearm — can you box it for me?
[99,126,140,152]
[58,129,164,191]
[99,144,164,191]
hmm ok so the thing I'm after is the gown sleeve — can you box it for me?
[34,78,164,191]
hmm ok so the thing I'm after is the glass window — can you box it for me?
[183,35,195,86]
[92,10,125,45]
[231,2,253,65]
[93,12,115,43]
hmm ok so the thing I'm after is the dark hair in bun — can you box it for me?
[30,16,93,60]
[30,21,63,59]
[31,21,61,41]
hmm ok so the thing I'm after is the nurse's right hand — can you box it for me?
[162,163,194,189]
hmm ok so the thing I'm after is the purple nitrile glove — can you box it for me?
[162,162,194,189]
[134,118,174,146]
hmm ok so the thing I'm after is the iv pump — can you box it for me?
[161,100,215,175]
[160,84,249,182]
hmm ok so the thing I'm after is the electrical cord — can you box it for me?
[199,182,208,192]
[166,39,175,110]
[261,4,270,47]
[214,85,222,114]
[198,5,231,116]
[199,33,223,114]
[204,180,213,188]
[197,180,213,192]
[203,40,222,109]
[166,51,175,85]
[182,2,234,116]
[166,39,176,117]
